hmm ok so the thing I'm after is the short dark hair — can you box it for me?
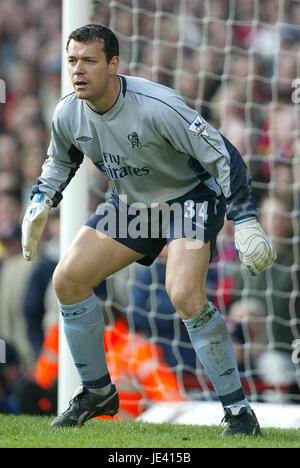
[66,24,119,63]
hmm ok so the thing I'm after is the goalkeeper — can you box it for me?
[22,24,276,435]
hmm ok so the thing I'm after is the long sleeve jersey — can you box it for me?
[32,75,257,221]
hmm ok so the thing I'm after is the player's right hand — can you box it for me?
[22,193,53,261]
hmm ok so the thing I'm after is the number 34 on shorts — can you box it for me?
[184,200,209,222]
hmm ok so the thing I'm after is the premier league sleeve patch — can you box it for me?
[188,115,209,137]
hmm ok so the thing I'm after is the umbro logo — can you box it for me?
[219,368,235,377]
[61,307,87,317]
[75,363,87,368]
[76,136,92,142]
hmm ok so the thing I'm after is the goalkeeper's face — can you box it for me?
[67,39,119,111]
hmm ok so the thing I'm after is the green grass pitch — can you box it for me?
[0,414,299,448]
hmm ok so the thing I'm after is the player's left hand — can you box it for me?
[234,216,277,276]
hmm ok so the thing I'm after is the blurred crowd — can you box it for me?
[0,0,299,415]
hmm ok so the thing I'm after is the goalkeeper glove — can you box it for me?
[22,193,53,261]
[234,216,277,277]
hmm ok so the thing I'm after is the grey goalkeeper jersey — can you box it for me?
[32,75,257,220]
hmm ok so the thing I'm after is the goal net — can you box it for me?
[90,0,300,410]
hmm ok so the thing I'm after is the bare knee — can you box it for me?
[53,254,94,305]
[166,281,207,319]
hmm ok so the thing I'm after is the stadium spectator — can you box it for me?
[257,105,297,164]
[210,79,247,130]
[1,61,38,132]
[0,170,23,195]
[0,133,20,172]
[0,188,23,262]
[0,221,22,264]
[0,189,22,231]
[38,35,62,95]
[0,342,24,414]
[272,160,294,201]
